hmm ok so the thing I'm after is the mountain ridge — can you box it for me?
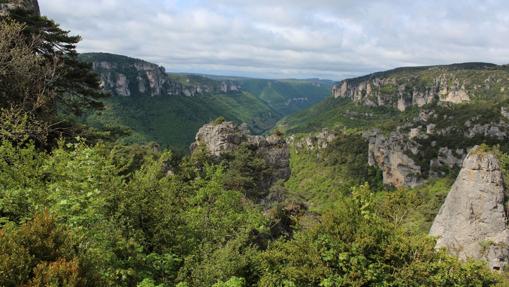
[80,52,332,151]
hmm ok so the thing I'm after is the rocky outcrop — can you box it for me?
[293,129,338,151]
[220,81,241,93]
[81,53,242,97]
[361,103,509,188]
[430,147,509,271]
[365,130,423,188]
[91,58,189,97]
[429,147,466,177]
[0,0,40,16]
[192,121,290,185]
[332,75,470,111]
[192,121,247,156]
[332,63,506,111]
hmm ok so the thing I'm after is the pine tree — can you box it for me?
[0,8,107,144]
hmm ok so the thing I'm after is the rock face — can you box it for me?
[365,130,423,188]
[192,121,291,185]
[333,74,471,111]
[292,129,338,151]
[193,121,247,156]
[91,59,178,97]
[361,104,509,188]
[0,0,40,16]
[332,63,506,111]
[81,53,242,97]
[430,147,509,271]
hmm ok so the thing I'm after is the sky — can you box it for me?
[40,0,509,80]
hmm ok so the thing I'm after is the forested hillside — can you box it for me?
[1,1,509,287]
[80,53,332,152]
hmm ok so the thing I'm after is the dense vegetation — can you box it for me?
[2,139,508,286]
[84,91,280,153]
[1,6,509,287]
[79,53,332,152]
[277,97,418,134]
[227,77,333,116]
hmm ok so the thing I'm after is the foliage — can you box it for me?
[0,211,99,287]
[213,277,246,287]
[84,92,279,152]
[0,127,507,286]
[80,53,331,151]
[1,8,508,287]
[7,10,106,116]
[221,144,273,201]
[257,184,504,287]
[277,97,418,135]
[0,14,105,145]
[285,132,383,210]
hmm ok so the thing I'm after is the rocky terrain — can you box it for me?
[281,62,509,273]
[192,121,291,187]
[283,62,509,189]
[290,129,338,151]
[363,105,509,187]
[332,63,509,111]
[80,53,240,97]
[430,147,509,271]
[290,104,509,188]
[0,0,39,16]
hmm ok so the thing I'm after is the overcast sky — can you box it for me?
[40,0,509,80]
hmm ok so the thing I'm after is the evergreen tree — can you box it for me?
[0,8,107,144]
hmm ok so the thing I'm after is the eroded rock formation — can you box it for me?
[430,147,509,271]
[83,53,242,97]
[192,121,290,185]
[332,63,505,111]
[365,130,423,188]
[362,105,509,188]
[292,129,338,151]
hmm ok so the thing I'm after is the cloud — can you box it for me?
[39,0,509,80]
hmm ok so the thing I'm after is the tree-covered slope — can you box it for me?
[3,6,509,286]
[80,53,331,152]
[213,77,334,115]
[278,62,509,208]
[85,92,280,152]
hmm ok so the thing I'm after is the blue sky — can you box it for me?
[40,0,509,80]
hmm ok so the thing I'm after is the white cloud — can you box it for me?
[39,0,509,80]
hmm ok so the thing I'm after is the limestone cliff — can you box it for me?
[332,63,508,111]
[192,121,290,186]
[90,57,179,97]
[80,53,241,97]
[362,104,509,188]
[430,147,509,270]
[365,130,423,188]
[0,0,40,16]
